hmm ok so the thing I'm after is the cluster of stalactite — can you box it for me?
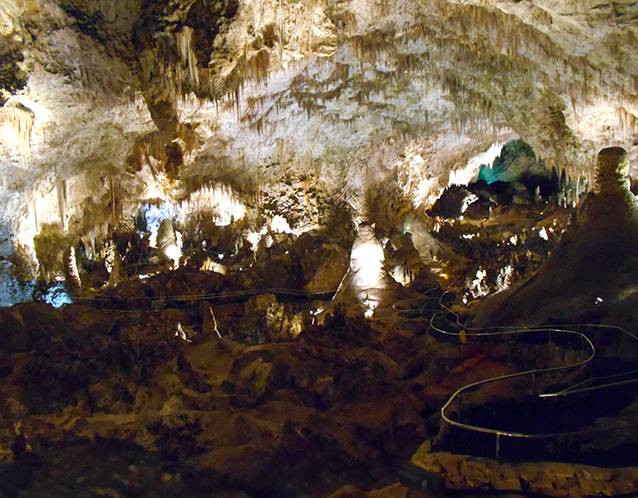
[0,101,33,167]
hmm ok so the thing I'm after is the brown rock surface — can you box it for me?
[0,293,488,496]
[412,449,638,498]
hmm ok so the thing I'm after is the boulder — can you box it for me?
[249,293,278,314]
[304,244,349,292]
[428,185,477,218]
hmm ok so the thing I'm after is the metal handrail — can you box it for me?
[427,292,638,458]
[72,287,338,303]
[437,325,595,438]
[392,283,440,311]
[69,275,638,459]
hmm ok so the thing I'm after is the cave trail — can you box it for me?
[429,293,638,462]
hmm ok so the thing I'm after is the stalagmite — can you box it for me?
[105,244,124,287]
[63,246,81,290]
[157,219,181,268]
[473,146,638,327]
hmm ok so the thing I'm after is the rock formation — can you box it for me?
[157,218,181,267]
[2,0,638,495]
[473,147,638,327]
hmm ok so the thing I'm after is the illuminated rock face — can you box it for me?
[595,147,632,195]
[1,0,638,293]
[156,219,181,267]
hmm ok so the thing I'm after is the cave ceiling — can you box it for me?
[1,0,638,247]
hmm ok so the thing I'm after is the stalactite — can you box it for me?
[88,233,96,261]
[278,0,284,62]
[110,176,118,225]
[618,106,637,135]
[30,197,39,232]
[576,174,582,205]
[176,27,199,86]
[57,181,67,232]
[0,102,34,167]
[180,184,245,226]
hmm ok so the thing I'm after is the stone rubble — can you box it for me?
[412,446,638,497]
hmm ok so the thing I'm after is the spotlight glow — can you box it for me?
[271,215,293,233]
[43,282,72,308]
[350,230,385,291]
[180,185,245,226]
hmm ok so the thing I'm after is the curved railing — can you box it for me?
[436,325,595,458]
[424,291,638,461]
[392,283,443,323]
[72,287,338,310]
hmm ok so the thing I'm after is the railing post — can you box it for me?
[532,373,536,394]
[458,393,463,418]
[495,433,500,460]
